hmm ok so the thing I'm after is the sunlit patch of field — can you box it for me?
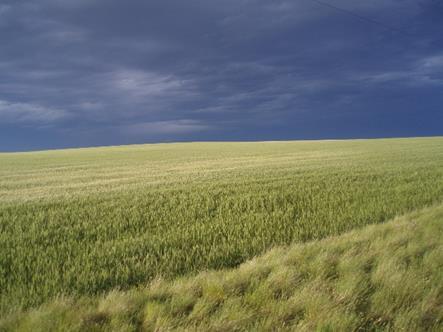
[1,137,443,314]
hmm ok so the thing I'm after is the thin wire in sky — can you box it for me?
[308,0,411,37]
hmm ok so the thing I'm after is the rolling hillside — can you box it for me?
[1,137,443,321]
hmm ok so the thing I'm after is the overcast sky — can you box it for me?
[1,0,442,151]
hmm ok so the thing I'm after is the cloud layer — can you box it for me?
[0,0,442,150]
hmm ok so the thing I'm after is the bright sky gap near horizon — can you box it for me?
[0,0,442,151]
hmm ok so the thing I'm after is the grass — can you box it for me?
[1,137,443,314]
[1,201,442,331]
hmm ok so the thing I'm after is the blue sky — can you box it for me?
[1,0,442,151]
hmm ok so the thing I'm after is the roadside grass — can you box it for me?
[1,202,442,331]
[1,137,443,313]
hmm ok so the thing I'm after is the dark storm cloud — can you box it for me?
[0,0,442,150]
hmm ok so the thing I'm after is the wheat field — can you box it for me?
[2,201,442,331]
[1,137,443,315]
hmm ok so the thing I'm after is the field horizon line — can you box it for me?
[2,134,442,154]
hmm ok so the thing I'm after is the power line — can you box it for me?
[308,0,411,37]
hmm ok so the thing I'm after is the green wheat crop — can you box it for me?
[3,201,442,331]
[1,137,443,313]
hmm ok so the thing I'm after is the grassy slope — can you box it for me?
[1,202,442,331]
[1,138,443,313]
